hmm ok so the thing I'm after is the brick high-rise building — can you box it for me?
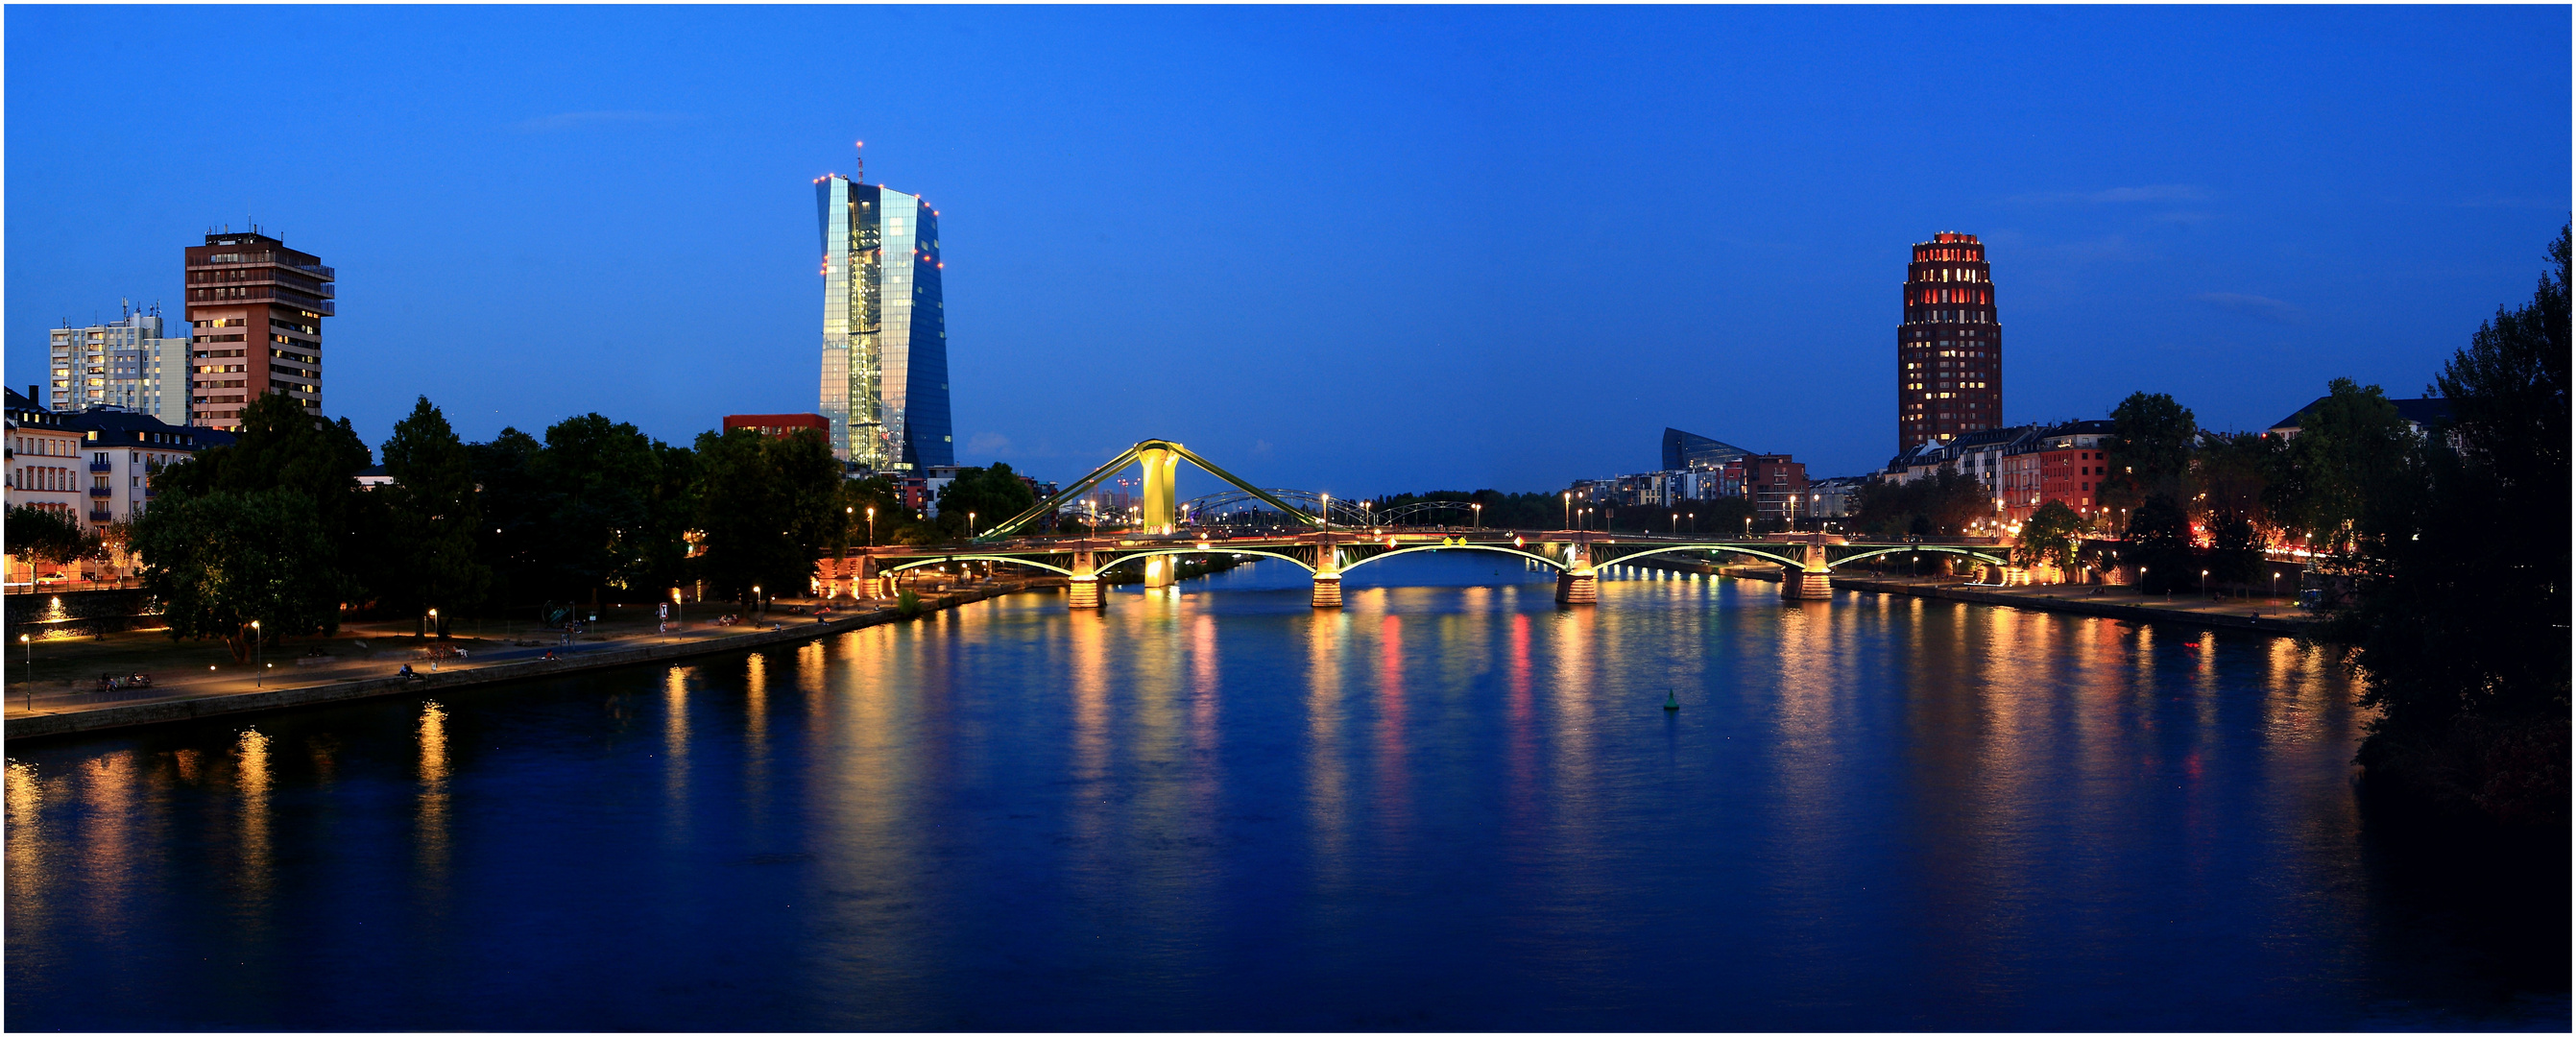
[183,228,332,429]
[1896,231,2000,453]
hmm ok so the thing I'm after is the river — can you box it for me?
[5,554,2564,1029]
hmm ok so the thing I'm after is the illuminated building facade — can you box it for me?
[1897,231,2000,453]
[183,229,332,430]
[48,303,191,424]
[816,148,951,471]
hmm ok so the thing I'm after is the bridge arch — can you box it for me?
[1593,543,1810,571]
[1827,545,2010,569]
[1335,542,1572,573]
[881,554,1076,577]
[1091,546,1316,576]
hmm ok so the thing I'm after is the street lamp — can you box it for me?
[251,619,262,687]
[1472,502,1481,531]
[1562,491,1572,530]
[2201,568,2209,597]
[1320,493,1331,533]
[969,511,977,539]
[2271,571,2280,600]
[427,607,439,640]
[18,634,31,713]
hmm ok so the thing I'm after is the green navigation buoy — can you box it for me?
[1663,690,1680,711]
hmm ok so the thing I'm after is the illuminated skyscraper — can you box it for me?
[816,146,951,471]
[1896,231,2001,453]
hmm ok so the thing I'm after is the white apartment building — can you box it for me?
[48,302,192,425]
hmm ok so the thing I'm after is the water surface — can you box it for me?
[7,556,2564,1029]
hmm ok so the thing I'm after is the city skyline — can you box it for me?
[5,6,2565,494]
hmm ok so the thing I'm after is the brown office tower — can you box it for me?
[183,228,332,429]
[1896,231,2000,453]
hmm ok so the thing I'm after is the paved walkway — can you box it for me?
[2,594,910,724]
[1831,574,2322,634]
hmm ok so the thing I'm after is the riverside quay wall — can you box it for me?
[6,583,1047,742]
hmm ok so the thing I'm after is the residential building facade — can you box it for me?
[7,389,86,521]
[1999,420,2115,522]
[1745,454,1809,524]
[183,228,333,429]
[816,149,951,471]
[49,302,192,423]
[1897,231,2003,453]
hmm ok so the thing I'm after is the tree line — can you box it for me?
[126,394,1036,658]
[1866,225,2566,826]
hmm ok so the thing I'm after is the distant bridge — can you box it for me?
[830,439,2008,608]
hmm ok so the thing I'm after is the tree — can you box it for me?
[531,414,679,602]
[2330,224,2568,826]
[468,427,547,608]
[2191,430,2277,530]
[934,463,1039,540]
[2099,392,2198,511]
[130,489,341,660]
[5,506,91,566]
[2015,500,2085,569]
[378,397,490,636]
[689,428,841,602]
[1853,469,1988,538]
[145,392,373,634]
[2270,378,2415,553]
[2124,494,2193,594]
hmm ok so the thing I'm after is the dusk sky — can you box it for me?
[9,5,2566,496]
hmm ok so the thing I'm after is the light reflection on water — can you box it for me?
[3,554,2564,1030]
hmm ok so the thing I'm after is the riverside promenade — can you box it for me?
[4,580,1052,742]
[1641,559,2324,637]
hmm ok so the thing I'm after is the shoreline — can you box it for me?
[1612,556,2318,637]
[3,582,1050,743]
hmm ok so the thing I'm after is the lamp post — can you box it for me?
[969,511,977,540]
[1320,494,1331,533]
[1562,492,1572,530]
[2201,568,2209,598]
[866,506,877,548]
[1472,502,1481,531]
[753,586,763,618]
[2271,570,2280,601]
[251,619,262,687]
[18,634,31,714]
[427,607,439,641]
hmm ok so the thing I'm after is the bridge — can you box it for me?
[828,439,2009,609]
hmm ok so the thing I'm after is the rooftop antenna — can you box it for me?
[854,140,864,185]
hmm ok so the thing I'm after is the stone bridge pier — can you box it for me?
[1555,554,1598,605]
[1312,545,1343,608]
[1069,550,1103,610]
[1783,537,1833,601]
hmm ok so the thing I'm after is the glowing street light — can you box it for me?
[251,619,262,687]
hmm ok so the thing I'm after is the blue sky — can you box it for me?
[9,5,2565,495]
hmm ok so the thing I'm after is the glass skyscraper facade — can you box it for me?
[816,161,951,471]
